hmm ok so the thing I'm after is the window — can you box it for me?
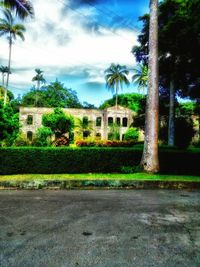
[122,117,128,127]
[96,133,101,140]
[83,130,90,138]
[27,115,33,125]
[27,131,33,141]
[96,117,102,127]
[116,117,121,126]
[108,117,113,126]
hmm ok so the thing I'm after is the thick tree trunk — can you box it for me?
[168,79,175,146]
[141,0,159,173]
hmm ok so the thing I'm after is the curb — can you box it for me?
[1,180,200,190]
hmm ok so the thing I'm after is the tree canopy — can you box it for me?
[21,80,83,108]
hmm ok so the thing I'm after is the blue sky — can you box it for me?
[0,0,149,106]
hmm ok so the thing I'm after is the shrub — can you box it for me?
[42,108,74,138]
[1,147,200,175]
[175,117,195,148]
[124,127,139,142]
[76,140,135,147]
[33,127,53,147]
[14,134,30,147]
[53,136,69,147]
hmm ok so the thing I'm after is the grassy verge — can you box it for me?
[0,173,200,182]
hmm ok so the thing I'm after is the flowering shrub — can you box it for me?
[76,140,135,147]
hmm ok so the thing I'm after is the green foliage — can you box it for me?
[75,116,93,139]
[132,63,148,91]
[42,108,74,139]
[100,93,146,113]
[1,147,200,175]
[175,117,195,148]
[21,80,82,108]
[76,140,135,147]
[108,123,120,141]
[124,128,139,142]
[0,147,141,174]
[33,126,53,147]
[0,101,19,146]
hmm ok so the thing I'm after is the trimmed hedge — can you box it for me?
[0,147,141,175]
[0,147,200,175]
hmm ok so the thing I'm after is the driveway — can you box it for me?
[0,190,200,267]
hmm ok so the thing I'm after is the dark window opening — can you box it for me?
[123,117,128,127]
[96,133,101,140]
[27,131,33,141]
[96,117,102,127]
[108,117,113,126]
[116,117,121,126]
[27,115,33,125]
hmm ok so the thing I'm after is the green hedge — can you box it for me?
[0,147,200,175]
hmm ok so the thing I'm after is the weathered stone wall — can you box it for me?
[19,106,134,141]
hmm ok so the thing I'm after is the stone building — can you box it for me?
[19,106,134,141]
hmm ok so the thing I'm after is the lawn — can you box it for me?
[0,173,200,182]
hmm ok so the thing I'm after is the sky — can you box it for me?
[0,0,149,107]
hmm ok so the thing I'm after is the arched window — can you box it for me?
[108,117,113,126]
[122,117,128,127]
[116,117,121,126]
[96,117,102,127]
[27,131,33,141]
[27,115,33,125]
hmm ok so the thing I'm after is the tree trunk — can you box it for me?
[4,35,12,106]
[115,82,119,109]
[141,0,159,173]
[6,35,12,88]
[168,79,175,146]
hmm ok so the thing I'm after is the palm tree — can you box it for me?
[0,0,34,19]
[75,116,93,139]
[32,69,46,90]
[141,0,159,173]
[0,8,25,105]
[132,63,148,92]
[0,65,11,86]
[105,64,130,108]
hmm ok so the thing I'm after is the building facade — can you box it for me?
[19,106,134,141]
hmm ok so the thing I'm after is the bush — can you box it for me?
[124,127,139,142]
[0,147,141,174]
[1,147,200,175]
[76,140,135,147]
[33,126,53,147]
[175,117,195,148]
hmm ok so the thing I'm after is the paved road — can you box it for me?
[0,190,200,267]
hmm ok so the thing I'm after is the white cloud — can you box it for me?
[0,0,138,102]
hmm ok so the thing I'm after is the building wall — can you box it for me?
[19,106,134,141]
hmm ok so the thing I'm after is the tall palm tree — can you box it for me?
[132,63,148,92]
[105,64,130,108]
[141,0,159,173]
[32,69,46,90]
[0,65,11,86]
[0,0,34,19]
[0,8,25,105]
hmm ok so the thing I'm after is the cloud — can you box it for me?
[0,0,138,105]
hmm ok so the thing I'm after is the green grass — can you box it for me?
[0,173,200,182]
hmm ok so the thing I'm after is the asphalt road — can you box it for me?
[0,190,200,267]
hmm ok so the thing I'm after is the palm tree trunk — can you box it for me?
[141,0,159,173]
[4,35,12,106]
[115,82,119,109]
[168,79,175,146]
[2,73,5,86]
